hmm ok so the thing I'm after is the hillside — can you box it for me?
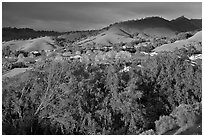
[3,36,58,52]
[57,30,99,44]
[2,68,32,79]
[154,31,202,52]
[75,16,201,47]
[170,16,202,32]
[188,30,202,41]
[113,17,175,37]
[77,27,135,46]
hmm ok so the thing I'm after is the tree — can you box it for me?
[2,46,12,57]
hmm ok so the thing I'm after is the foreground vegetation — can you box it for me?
[2,50,202,135]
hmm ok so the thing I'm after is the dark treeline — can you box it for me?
[2,27,101,42]
[2,27,63,41]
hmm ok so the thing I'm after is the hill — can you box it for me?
[56,30,99,44]
[2,68,32,79]
[3,36,58,52]
[153,31,202,52]
[170,16,201,32]
[76,27,135,46]
[75,16,201,47]
[110,16,201,36]
[113,16,175,37]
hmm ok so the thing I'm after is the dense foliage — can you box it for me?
[155,115,178,134]
[154,102,202,135]
[2,51,202,135]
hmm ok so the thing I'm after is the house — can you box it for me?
[62,52,72,57]
[150,52,158,56]
[189,54,202,60]
[61,52,72,61]
[70,55,82,61]
[119,66,131,72]
[55,54,63,62]
[75,50,81,55]
[140,52,149,55]
[122,45,127,49]
[31,51,41,56]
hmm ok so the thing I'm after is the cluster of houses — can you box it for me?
[4,40,161,71]
[53,45,159,65]
[4,49,47,69]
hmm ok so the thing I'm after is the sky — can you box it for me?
[2,2,202,32]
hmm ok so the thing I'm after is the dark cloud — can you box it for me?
[2,2,202,32]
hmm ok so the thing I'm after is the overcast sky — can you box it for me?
[2,2,202,32]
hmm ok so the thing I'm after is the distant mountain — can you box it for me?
[190,19,202,28]
[75,16,202,46]
[2,27,62,42]
[170,16,202,32]
[112,16,201,36]
[109,17,175,37]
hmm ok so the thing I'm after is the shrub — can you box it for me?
[2,46,12,57]
[171,104,200,127]
[155,115,178,134]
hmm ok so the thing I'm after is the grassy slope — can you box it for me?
[3,36,57,52]
[2,68,32,79]
[154,31,202,52]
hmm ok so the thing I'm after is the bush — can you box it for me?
[136,46,153,53]
[2,60,13,73]
[171,104,200,127]
[155,115,178,134]
[2,46,12,57]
